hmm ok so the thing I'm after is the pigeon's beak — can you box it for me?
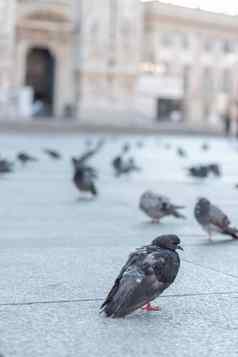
[177,245,184,251]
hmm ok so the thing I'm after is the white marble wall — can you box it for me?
[0,0,16,117]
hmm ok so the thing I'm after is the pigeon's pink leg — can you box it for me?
[151,219,160,224]
[142,303,160,312]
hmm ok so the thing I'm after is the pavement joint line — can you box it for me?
[0,291,238,308]
[182,258,238,280]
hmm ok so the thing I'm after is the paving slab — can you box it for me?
[1,294,238,357]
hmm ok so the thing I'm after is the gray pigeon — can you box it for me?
[43,149,61,160]
[139,191,186,223]
[194,197,238,240]
[17,152,38,165]
[100,235,183,318]
[73,166,98,197]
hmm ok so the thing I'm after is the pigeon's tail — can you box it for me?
[173,205,185,210]
[172,208,186,219]
[223,227,238,239]
[90,184,98,196]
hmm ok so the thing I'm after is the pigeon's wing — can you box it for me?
[77,149,96,165]
[100,250,146,310]
[209,204,230,229]
[140,193,162,211]
[78,141,103,165]
[101,249,167,318]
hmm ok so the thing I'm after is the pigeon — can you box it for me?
[188,165,210,179]
[17,152,38,165]
[112,155,140,176]
[100,235,183,318]
[43,149,61,160]
[122,143,131,154]
[188,164,221,179]
[72,158,98,178]
[73,165,98,196]
[208,163,221,177]
[73,140,104,168]
[201,143,210,151]
[177,147,187,158]
[0,159,14,174]
[139,191,186,223]
[194,197,238,240]
[112,155,123,173]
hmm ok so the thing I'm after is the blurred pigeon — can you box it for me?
[201,143,210,151]
[208,163,221,177]
[100,235,183,318]
[194,197,238,240]
[0,159,14,174]
[73,139,104,168]
[73,165,98,196]
[17,152,38,165]
[139,191,186,223]
[188,165,210,179]
[112,155,123,173]
[72,157,98,179]
[43,149,61,160]
[122,143,131,154]
[177,147,187,158]
[112,155,140,176]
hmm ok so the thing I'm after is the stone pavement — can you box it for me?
[0,133,238,356]
[0,114,224,136]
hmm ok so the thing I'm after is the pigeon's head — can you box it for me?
[195,197,211,220]
[142,190,155,199]
[152,235,183,251]
[197,197,210,209]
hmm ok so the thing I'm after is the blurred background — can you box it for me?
[1,0,238,134]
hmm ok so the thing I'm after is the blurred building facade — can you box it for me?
[141,1,238,123]
[1,0,238,123]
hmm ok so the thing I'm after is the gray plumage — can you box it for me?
[101,235,182,318]
[43,149,61,160]
[73,166,98,196]
[17,152,38,164]
[194,197,238,240]
[0,159,13,174]
[112,156,140,176]
[139,191,186,222]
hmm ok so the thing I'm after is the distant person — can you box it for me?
[223,106,231,136]
[232,101,238,138]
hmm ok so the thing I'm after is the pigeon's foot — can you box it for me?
[208,233,213,241]
[142,303,160,312]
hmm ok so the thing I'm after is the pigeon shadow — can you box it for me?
[76,196,97,203]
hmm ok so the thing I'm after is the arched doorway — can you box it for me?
[25,47,55,116]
